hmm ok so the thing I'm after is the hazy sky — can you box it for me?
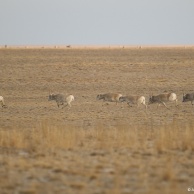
[0,0,194,45]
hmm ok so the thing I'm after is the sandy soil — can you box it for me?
[0,47,194,194]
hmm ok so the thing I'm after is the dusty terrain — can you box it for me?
[0,47,194,194]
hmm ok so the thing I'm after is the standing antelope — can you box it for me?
[182,92,194,105]
[119,95,147,109]
[96,93,122,105]
[48,93,74,108]
[0,96,6,108]
[148,92,178,109]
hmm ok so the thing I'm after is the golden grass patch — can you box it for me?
[1,121,194,153]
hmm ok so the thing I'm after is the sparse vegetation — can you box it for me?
[1,121,194,152]
[1,47,194,194]
[0,122,194,193]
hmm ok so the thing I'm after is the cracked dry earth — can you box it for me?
[0,47,194,194]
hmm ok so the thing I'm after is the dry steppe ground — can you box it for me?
[0,47,194,194]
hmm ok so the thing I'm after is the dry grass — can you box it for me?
[0,122,194,194]
[0,121,194,152]
[1,47,194,194]
[155,122,194,153]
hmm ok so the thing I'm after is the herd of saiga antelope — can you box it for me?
[1,92,194,110]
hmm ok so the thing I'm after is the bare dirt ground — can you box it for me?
[0,47,194,194]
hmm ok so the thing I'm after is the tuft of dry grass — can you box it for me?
[154,121,194,153]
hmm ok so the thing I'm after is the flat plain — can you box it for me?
[0,47,194,194]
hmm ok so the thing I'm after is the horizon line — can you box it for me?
[1,44,194,49]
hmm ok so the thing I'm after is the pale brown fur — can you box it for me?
[96,93,122,105]
[119,95,147,109]
[149,93,177,109]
